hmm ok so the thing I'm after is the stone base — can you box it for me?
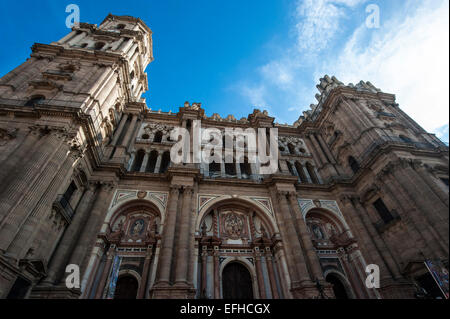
[378,279,416,299]
[150,282,197,299]
[0,254,20,298]
[29,284,82,299]
[290,280,334,299]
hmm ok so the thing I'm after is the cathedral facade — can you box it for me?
[0,14,448,299]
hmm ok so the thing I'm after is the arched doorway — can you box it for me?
[222,262,254,299]
[114,275,139,299]
[326,273,349,299]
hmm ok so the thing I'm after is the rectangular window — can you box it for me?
[63,181,77,202]
[373,198,394,224]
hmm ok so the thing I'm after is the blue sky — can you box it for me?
[0,0,448,142]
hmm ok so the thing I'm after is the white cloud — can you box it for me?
[235,0,449,142]
[240,84,268,108]
[295,0,366,55]
[324,0,449,135]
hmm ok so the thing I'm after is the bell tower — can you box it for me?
[0,14,153,299]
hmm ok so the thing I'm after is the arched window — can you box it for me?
[146,150,158,173]
[209,161,221,175]
[25,95,45,107]
[348,156,360,174]
[116,24,126,30]
[159,151,171,173]
[132,150,145,172]
[141,134,150,140]
[153,131,163,143]
[225,160,236,176]
[130,71,135,80]
[326,273,349,299]
[94,42,105,50]
[306,162,319,184]
[295,162,308,183]
[288,143,296,154]
[80,43,88,48]
[240,157,252,178]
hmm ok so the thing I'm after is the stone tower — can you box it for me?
[0,14,153,298]
[0,15,448,300]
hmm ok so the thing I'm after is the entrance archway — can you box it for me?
[222,262,254,299]
[326,273,349,299]
[114,275,139,299]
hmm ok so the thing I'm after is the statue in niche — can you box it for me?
[312,224,324,240]
[130,219,145,236]
[224,213,244,239]
[326,223,337,236]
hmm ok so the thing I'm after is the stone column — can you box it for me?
[5,142,79,259]
[308,134,328,165]
[57,30,77,44]
[302,166,313,183]
[120,114,138,147]
[154,186,180,284]
[316,134,336,164]
[111,113,128,146]
[396,161,449,241]
[352,198,402,280]
[0,129,68,251]
[0,127,62,226]
[94,245,116,299]
[201,246,208,297]
[174,187,194,284]
[68,182,116,277]
[213,247,220,299]
[254,248,266,299]
[337,248,368,299]
[43,183,98,284]
[138,246,153,299]
[275,191,310,286]
[413,161,449,207]
[287,192,324,282]
[265,250,280,299]
[304,134,324,168]
[140,150,150,173]
[127,151,136,171]
[154,153,163,173]
[67,31,86,46]
[384,166,448,255]
[376,174,439,258]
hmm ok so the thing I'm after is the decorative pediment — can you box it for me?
[109,189,168,212]
[42,70,72,81]
[28,79,63,91]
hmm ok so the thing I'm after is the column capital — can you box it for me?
[183,186,194,196]
[169,185,182,194]
[286,191,299,201]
